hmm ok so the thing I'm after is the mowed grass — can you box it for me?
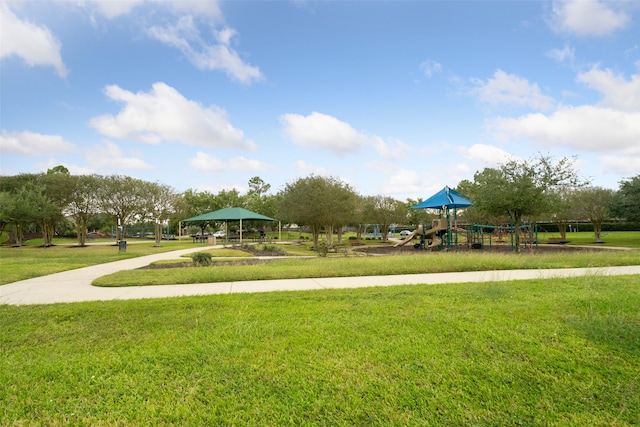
[1,275,639,425]
[542,231,640,248]
[93,250,640,287]
[0,240,211,285]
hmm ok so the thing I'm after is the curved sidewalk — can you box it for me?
[2,246,640,306]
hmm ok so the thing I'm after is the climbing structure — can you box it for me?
[405,186,473,250]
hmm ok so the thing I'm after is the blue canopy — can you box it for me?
[411,186,472,210]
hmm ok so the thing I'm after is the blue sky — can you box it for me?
[1,0,639,200]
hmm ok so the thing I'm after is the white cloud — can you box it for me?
[189,152,269,172]
[601,155,640,175]
[280,112,367,156]
[296,160,329,176]
[547,45,575,65]
[0,130,76,155]
[0,3,68,77]
[86,140,153,169]
[459,144,517,166]
[280,112,409,159]
[550,0,630,36]
[488,105,640,155]
[147,17,263,84]
[378,169,427,195]
[474,70,555,111]
[89,82,257,151]
[420,59,442,78]
[85,0,222,19]
[576,66,640,111]
[372,137,413,161]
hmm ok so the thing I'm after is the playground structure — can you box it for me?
[468,223,538,251]
[394,218,449,249]
[396,186,472,250]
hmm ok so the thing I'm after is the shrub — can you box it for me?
[191,251,212,267]
[261,245,285,255]
[315,242,329,257]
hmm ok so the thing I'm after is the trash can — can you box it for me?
[207,236,216,245]
[118,240,127,252]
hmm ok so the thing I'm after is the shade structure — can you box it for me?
[411,186,472,210]
[182,207,275,244]
[183,207,275,223]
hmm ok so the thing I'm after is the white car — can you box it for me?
[400,230,413,237]
[213,230,226,237]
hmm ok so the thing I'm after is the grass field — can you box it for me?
[93,249,640,287]
[1,275,639,425]
[2,232,639,286]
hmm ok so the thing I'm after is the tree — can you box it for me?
[573,187,615,243]
[277,175,357,247]
[0,191,14,238]
[97,175,147,241]
[65,175,102,246]
[536,187,575,242]
[405,197,434,227]
[468,155,582,251]
[368,195,406,243]
[6,183,44,246]
[610,174,640,223]
[38,172,74,246]
[141,181,180,247]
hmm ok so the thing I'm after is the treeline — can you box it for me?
[1,158,638,249]
[0,168,430,248]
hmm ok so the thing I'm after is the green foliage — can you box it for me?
[260,244,285,255]
[611,174,640,222]
[191,251,212,266]
[2,276,639,425]
[278,175,357,247]
[314,241,329,257]
[467,155,583,251]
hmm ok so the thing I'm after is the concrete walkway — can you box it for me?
[2,245,639,306]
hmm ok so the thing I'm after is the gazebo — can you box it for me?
[411,186,472,249]
[181,207,276,244]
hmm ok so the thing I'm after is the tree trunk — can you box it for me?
[76,216,88,247]
[326,225,334,248]
[311,225,320,247]
[557,222,567,241]
[155,222,162,247]
[41,221,53,247]
[510,212,522,253]
[594,221,603,243]
[381,224,390,242]
[14,222,24,246]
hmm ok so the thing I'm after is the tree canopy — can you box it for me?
[465,155,583,250]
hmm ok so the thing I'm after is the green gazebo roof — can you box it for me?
[183,207,275,223]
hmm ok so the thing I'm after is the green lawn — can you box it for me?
[94,249,640,287]
[542,231,640,248]
[0,239,211,285]
[2,275,638,425]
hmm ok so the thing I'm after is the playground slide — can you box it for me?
[393,227,420,247]
[428,234,442,249]
[394,224,447,248]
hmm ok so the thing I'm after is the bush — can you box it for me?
[314,242,329,257]
[261,245,285,255]
[191,251,212,267]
